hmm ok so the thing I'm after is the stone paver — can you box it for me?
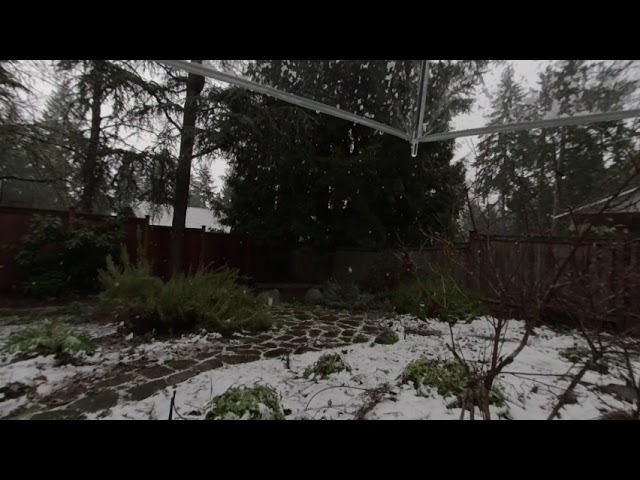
[14,305,394,419]
[30,408,87,420]
[68,390,119,413]
[165,359,197,370]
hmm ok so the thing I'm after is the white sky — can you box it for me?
[16,60,562,192]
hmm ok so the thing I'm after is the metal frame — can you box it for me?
[411,60,430,157]
[419,109,640,143]
[157,60,640,149]
[156,60,411,141]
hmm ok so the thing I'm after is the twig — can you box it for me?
[501,371,572,377]
[168,389,176,420]
[304,385,383,411]
[547,360,595,420]
[353,383,393,420]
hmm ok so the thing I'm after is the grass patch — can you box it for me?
[401,357,506,408]
[303,353,352,380]
[206,384,285,420]
[2,320,96,357]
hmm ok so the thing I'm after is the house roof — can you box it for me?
[133,201,228,231]
[552,186,640,220]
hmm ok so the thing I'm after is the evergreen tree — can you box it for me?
[215,60,486,250]
[55,60,156,213]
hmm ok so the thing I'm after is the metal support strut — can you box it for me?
[410,60,430,157]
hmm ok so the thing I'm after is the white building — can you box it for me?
[133,201,229,232]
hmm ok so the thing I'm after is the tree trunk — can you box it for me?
[79,61,104,213]
[169,60,205,276]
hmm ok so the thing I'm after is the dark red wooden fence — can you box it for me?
[0,206,252,292]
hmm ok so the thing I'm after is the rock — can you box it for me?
[258,289,281,306]
[374,330,400,345]
[0,382,31,400]
[304,288,323,305]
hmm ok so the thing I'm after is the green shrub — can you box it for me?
[13,214,123,297]
[206,385,285,420]
[361,253,414,295]
[374,330,400,345]
[323,280,375,311]
[2,320,96,357]
[389,273,487,322]
[99,248,163,307]
[99,252,272,335]
[401,358,505,407]
[303,353,352,380]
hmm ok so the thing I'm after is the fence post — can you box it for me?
[142,215,150,259]
[468,230,480,293]
[245,236,252,279]
[68,207,76,230]
[614,224,629,330]
[199,225,207,269]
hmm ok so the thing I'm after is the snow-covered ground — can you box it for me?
[85,316,638,420]
[0,322,224,418]
[1,314,637,420]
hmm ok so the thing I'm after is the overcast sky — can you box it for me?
[21,60,553,192]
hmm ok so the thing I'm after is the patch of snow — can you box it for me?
[95,316,638,421]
